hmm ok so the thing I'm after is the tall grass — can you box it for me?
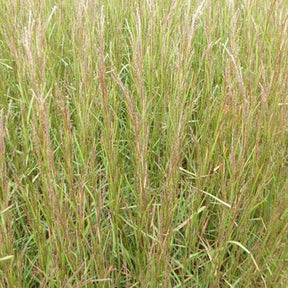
[0,0,288,287]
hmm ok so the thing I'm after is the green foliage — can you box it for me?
[0,0,288,287]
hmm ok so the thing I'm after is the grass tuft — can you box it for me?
[0,0,288,287]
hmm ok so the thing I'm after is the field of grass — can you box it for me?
[0,0,288,287]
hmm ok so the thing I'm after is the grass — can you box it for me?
[0,0,288,287]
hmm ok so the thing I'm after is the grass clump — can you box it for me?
[0,0,288,287]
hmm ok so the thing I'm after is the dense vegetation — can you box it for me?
[0,0,288,287]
